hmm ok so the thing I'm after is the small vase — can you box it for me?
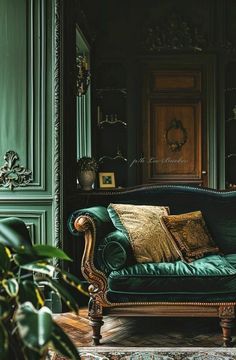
[77,170,96,191]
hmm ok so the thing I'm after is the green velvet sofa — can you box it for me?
[68,185,236,346]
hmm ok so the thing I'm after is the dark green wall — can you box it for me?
[79,0,236,189]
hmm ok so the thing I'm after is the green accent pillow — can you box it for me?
[97,230,135,274]
[108,203,180,263]
[161,210,220,263]
[102,241,127,271]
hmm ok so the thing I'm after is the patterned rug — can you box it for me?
[50,347,236,360]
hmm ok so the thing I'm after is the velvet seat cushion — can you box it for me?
[108,255,236,296]
[225,254,236,269]
[107,203,180,263]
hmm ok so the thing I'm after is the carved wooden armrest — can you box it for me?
[74,215,92,232]
[73,215,110,307]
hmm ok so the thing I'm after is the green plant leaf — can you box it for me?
[50,322,80,360]
[14,245,72,266]
[0,217,33,252]
[20,262,55,277]
[2,278,19,297]
[61,270,89,296]
[0,321,9,360]
[4,324,36,360]
[13,253,48,267]
[40,279,79,313]
[0,299,10,320]
[23,347,44,360]
[33,245,72,261]
[0,245,11,272]
[16,302,53,352]
[18,280,44,308]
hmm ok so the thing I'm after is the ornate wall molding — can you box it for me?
[142,13,208,52]
[0,151,32,190]
[54,0,63,249]
[141,12,235,53]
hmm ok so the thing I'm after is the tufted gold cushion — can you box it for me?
[107,204,180,263]
[161,210,219,262]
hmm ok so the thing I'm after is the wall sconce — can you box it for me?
[76,52,90,96]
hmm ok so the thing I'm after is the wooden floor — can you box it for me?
[54,308,235,347]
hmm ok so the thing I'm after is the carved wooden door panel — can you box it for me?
[142,68,207,186]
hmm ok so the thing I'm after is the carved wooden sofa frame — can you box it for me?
[71,185,236,346]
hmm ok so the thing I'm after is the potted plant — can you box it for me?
[0,217,86,360]
[77,156,98,191]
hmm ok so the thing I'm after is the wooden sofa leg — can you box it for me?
[219,306,235,347]
[89,316,104,345]
[220,318,234,347]
[88,296,104,345]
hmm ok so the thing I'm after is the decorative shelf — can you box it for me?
[95,62,128,188]
[97,114,127,128]
[98,148,127,163]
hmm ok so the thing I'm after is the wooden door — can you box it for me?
[142,67,207,186]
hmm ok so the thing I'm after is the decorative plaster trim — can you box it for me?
[54,0,63,249]
[141,12,235,53]
[0,150,32,190]
[142,13,208,53]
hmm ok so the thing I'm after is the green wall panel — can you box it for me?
[0,0,27,161]
[0,0,59,248]
[0,0,53,196]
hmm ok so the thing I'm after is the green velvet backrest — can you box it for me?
[68,186,236,265]
[102,186,236,254]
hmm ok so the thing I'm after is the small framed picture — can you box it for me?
[99,172,116,189]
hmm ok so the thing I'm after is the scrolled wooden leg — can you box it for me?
[219,305,235,347]
[89,316,104,345]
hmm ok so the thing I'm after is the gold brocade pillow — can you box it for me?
[161,210,219,262]
[107,204,180,263]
